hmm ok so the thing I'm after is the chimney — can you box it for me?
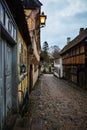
[79,28,84,34]
[67,37,71,44]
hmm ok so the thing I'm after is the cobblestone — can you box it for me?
[13,74,87,130]
[29,74,87,130]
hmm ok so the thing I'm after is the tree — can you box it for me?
[42,41,49,52]
[49,45,60,59]
[41,41,49,62]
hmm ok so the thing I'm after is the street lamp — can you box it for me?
[40,12,47,27]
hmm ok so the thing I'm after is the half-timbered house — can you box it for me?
[60,28,87,89]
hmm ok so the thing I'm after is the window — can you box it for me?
[19,42,28,74]
[8,22,15,39]
[0,2,17,41]
[76,47,79,55]
[66,53,69,58]
[11,24,14,37]
[19,42,27,74]
[8,20,12,34]
[5,12,17,40]
[13,27,17,40]
[0,3,4,24]
[19,43,23,65]
[5,12,9,30]
[80,45,84,54]
[72,49,75,56]
[70,50,73,57]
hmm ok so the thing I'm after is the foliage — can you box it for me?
[41,43,61,73]
[49,45,60,59]
[41,41,50,63]
[42,41,49,52]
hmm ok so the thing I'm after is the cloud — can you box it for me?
[40,0,87,49]
[58,0,87,17]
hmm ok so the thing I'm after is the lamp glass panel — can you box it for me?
[40,17,45,25]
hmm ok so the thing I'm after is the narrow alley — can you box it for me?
[1,0,87,130]
[14,74,87,130]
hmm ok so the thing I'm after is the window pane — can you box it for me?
[0,3,4,24]
[11,24,14,37]
[5,12,9,30]
[8,20,12,34]
[13,27,17,40]
[19,43,23,67]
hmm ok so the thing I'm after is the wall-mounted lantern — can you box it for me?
[26,11,47,31]
[40,12,47,27]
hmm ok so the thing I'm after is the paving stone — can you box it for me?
[13,74,87,130]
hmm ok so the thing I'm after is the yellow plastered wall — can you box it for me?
[33,64,39,87]
[18,31,28,105]
[24,9,40,62]
[24,9,40,88]
[34,39,40,62]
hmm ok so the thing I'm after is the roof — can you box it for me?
[60,28,87,55]
[22,0,42,9]
[5,0,31,45]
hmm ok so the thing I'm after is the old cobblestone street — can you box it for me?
[28,74,87,130]
[14,74,87,130]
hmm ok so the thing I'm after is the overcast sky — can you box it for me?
[40,0,87,49]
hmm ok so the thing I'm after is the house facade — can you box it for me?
[0,0,18,129]
[60,28,87,89]
[0,0,32,129]
[23,0,42,92]
[18,31,29,107]
[0,0,43,129]
[53,58,63,78]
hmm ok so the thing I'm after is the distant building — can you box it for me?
[60,28,87,89]
[53,57,63,78]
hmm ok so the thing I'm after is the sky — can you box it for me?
[40,0,87,50]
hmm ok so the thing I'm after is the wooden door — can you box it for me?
[0,39,4,130]
[5,43,12,115]
[0,38,13,129]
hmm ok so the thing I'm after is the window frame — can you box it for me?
[0,1,17,41]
